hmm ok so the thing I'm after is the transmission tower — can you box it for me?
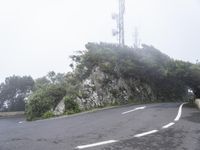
[133,27,141,49]
[112,0,125,46]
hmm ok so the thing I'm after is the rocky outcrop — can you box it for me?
[76,67,156,110]
[54,99,65,115]
[195,99,200,109]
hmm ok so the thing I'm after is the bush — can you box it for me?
[25,84,66,121]
[64,96,80,114]
[25,90,52,121]
[42,111,54,119]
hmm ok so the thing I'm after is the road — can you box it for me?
[0,103,199,150]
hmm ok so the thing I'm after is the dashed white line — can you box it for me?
[162,122,175,129]
[174,102,187,122]
[122,106,146,115]
[134,130,158,138]
[75,103,187,149]
[76,140,118,149]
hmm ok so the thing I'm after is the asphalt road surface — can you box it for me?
[0,103,199,150]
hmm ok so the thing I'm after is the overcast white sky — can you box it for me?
[0,0,200,82]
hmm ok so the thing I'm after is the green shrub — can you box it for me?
[64,96,80,114]
[25,84,66,121]
[42,111,54,119]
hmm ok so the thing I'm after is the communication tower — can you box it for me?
[112,0,125,46]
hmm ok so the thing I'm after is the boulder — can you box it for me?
[54,99,65,115]
[195,99,200,109]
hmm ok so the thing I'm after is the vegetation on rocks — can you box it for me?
[64,96,81,114]
[25,72,67,121]
[70,43,199,106]
[42,111,55,119]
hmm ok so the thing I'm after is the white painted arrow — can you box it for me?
[122,106,146,115]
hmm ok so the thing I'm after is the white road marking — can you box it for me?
[18,121,23,124]
[76,140,118,149]
[134,130,158,138]
[162,122,175,129]
[122,106,146,115]
[174,102,187,122]
[75,103,187,149]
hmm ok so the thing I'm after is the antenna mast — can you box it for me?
[133,27,141,49]
[112,0,125,46]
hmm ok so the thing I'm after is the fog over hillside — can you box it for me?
[0,0,200,82]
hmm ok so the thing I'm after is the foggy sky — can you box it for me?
[0,0,200,82]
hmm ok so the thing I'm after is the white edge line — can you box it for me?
[134,130,158,138]
[122,106,146,115]
[76,140,118,149]
[162,122,175,129]
[174,102,187,122]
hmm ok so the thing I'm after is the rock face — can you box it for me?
[54,99,65,115]
[76,67,156,110]
[64,43,191,111]
[195,99,200,109]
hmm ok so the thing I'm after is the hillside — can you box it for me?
[69,43,187,109]
[25,43,200,120]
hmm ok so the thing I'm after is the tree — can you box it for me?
[35,72,66,90]
[0,75,34,111]
[47,71,56,84]
[35,77,50,89]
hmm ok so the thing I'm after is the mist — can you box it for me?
[0,0,200,82]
